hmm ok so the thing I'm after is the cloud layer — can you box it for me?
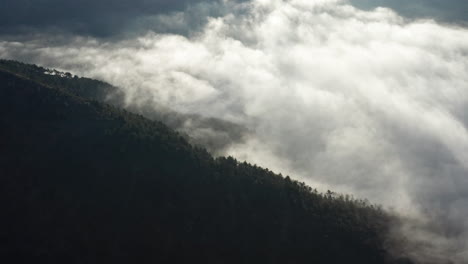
[2,0,468,262]
[350,0,468,24]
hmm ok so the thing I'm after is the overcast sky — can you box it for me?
[0,0,248,37]
[350,0,468,24]
[1,0,468,263]
[0,0,467,38]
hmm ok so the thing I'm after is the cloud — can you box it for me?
[2,0,468,262]
[0,0,248,37]
[350,0,468,25]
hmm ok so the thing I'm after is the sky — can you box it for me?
[350,0,468,25]
[1,0,468,263]
[1,0,467,37]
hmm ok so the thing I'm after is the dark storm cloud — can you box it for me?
[0,0,247,37]
[349,0,468,24]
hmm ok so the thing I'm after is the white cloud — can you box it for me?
[2,0,468,261]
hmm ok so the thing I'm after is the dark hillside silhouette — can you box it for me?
[0,59,248,153]
[0,63,412,263]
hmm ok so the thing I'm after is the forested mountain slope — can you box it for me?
[0,60,247,153]
[0,63,410,263]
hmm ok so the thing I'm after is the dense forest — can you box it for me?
[0,60,412,263]
[0,60,247,154]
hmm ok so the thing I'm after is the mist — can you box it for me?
[2,0,468,262]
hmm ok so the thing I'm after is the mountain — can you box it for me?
[0,60,411,263]
[0,60,248,154]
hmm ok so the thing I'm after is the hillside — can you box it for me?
[0,60,247,154]
[0,62,409,263]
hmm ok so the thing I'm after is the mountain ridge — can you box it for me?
[0,61,412,263]
[0,59,248,154]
